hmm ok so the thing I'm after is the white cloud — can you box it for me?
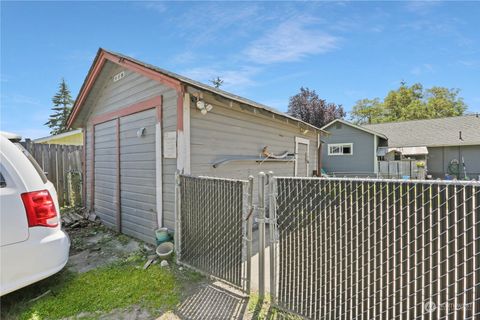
[143,2,168,14]
[2,94,42,107]
[170,51,197,65]
[405,0,441,13]
[458,60,480,68]
[171,4,261,46]
[244,19,339,64]
[410,63,434,75]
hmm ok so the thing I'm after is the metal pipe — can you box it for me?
[246,175,254,294]
[258,171,266,299]
[268,171,276,303]
[174,172,182,261]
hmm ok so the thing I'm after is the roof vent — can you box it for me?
[113,71,125,82]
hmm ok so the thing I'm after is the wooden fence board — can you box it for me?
[21,140,83,207]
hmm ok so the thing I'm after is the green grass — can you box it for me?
[1,256,182,320]
[247,293,303,320]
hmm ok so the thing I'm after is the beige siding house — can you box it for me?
[68,48,325,243]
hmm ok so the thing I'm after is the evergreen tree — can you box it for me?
[45,79,74,135]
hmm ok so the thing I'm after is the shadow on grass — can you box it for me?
[0,269,72,320]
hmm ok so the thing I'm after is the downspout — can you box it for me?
[317,133,322,177]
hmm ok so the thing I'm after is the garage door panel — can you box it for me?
[120,160,155,168]
[121,222,155,244]
[121,184,156,196]
[120,132,155,143]
[120,109,157,244]
[120,152,156,162]
[120,144,155,154]
[94,119,118,225]
[121,176,156,188]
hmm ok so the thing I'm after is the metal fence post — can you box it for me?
[175,172,181,261]
[268,171,276,304]
[246,175,254,293]
[258,172,266,299]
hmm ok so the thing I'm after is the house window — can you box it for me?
[328,143,353,155]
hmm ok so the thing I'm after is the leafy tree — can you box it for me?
[210,76,224,88]
[349,98,384,124]
[45,79,74,135]
[288,87,345,128]
[350,82,467,124]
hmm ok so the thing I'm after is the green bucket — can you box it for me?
[155,228,171,245]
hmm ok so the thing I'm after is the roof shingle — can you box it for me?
[362,115,480,147]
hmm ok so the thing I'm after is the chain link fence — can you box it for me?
[269,176,480,319]
[176,174,253,293]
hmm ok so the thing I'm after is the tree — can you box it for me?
[287,87,345,128]
[350,82,468,124]
[210,76,224,88]
[349,98,384,124]
[45,79,74,135]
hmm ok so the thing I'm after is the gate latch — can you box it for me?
[255,217,276,224]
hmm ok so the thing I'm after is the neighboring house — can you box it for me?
[34,129,83,146]
[320,119,388,176]
[67,48,326,243]
[321,115,480,180]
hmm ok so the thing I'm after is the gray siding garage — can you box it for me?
[68,48,324,244]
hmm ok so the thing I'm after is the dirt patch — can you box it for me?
[66,222,147,273]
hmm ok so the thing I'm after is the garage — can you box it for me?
[90,99,163,244]
[67,48,325,244]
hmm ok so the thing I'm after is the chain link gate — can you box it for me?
[175,174,253,293]
[268,176,480,320]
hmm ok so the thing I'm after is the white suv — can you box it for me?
[0,132,70,296]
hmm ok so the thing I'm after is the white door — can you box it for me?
[295,137,310,177]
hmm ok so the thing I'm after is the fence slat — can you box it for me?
[19,141,83,207]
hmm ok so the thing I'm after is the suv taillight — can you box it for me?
[21,190,58,227]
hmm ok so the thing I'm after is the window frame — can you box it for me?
[328,143,353,156]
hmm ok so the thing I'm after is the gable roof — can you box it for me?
[67,48,325,133]
[362,115,480,147]
[321,118,388,139]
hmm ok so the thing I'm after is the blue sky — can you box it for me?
[1,1,479,138]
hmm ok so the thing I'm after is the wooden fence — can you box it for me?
[22,139,83,207]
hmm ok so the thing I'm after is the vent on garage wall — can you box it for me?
[113,71,125,82]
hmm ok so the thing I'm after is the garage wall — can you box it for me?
[84,64,178,239]
[189,92,318,199]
